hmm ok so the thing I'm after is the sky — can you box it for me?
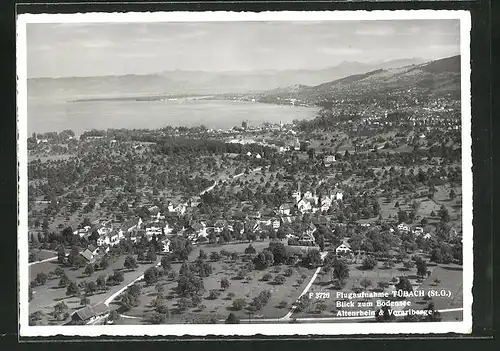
[26,19,460,78]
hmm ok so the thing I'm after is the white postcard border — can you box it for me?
[17,10,473,337]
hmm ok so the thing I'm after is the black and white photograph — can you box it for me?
[17,11,472,337]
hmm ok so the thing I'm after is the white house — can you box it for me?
[413,227,424,235]
[335,192,344,201]
[161,239,171,253]
[398,223,410,233]
[278,203,293,216]
[271,218,281,229]
[335,242,352,255]
[145,226,162,238]
[97,235,110,247]
[297,199,312,213]
[107,231,120,246]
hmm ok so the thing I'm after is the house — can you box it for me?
[119,217,142,238]
[423,233,432,240]
[185,221,207,237]
[73,226,90,238]
[148,205,160,217]
[297,198,312,213]
[160,239,171,253]
[397,223,410,233]
[278,203,294,216]
[97,235,110,247]
[167,202,186,216]
[335,242,352,255]
[413,227,424,235]
[335,192,344,201]
[71,303,110,325]
[97,226,112,236]
[107,231,120,246]
[145,225,163,239]
[324,155,336,167]
[271,218,281,229]
[80,249,95,263]
[297,224,317,245]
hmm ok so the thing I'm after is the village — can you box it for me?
[27,115,463,326]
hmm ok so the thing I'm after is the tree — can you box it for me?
[53,301,68,320]
[273,274,286,285]
[144,267,160,285]
[155,283,165,296]
[360,277,372,290]
[176,274,204,297]
[225,313,240,324]
[35,273,48,286]
[362,256,377,270]
[107,310,120,324]
[449,189,456,200]
[438,205,450,223]
[220,277,230,291]
[416,258,428,278]
[377,281,390,290]
[331,258,349,286]
[296,294,312,312]
[84,264,94,277]
[395,276,413,293]
[80,296,90,306]
[57,246,66,264]
[161,255,172,272]
[54,267,65,277]
[208,289,221,300]
[58,274,70,288]
[302,249,321,268]
[208,232,217,244]
[269,242,289,264]
[315,301,328,314]
[124,255,138,270]
[232,298,246,310]
[210,251,221,262]
[253,251,274,270]
[85,281,98,295]
[430,249,443,264]
[96,275,106,290]
[244,244,256,255]
[66,281,80,297]
[146,249,157,263]
[198,249,207,260]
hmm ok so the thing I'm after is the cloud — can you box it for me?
[355,27,396,36]
[80,40,114,48]
[316,47,363,55]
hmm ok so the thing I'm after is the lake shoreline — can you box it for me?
[28,98,318,136]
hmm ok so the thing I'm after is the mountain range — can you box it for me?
[27,58,426,100]
[253,55,461,104]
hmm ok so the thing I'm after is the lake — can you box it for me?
[27,97,318,135]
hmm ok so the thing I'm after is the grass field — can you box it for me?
[29,255,161,325]
[116,240,316,324]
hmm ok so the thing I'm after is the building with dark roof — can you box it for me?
[71,303,109,324]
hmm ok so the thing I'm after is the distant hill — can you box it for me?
[27,57,426,101]
[255,56,461,104]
